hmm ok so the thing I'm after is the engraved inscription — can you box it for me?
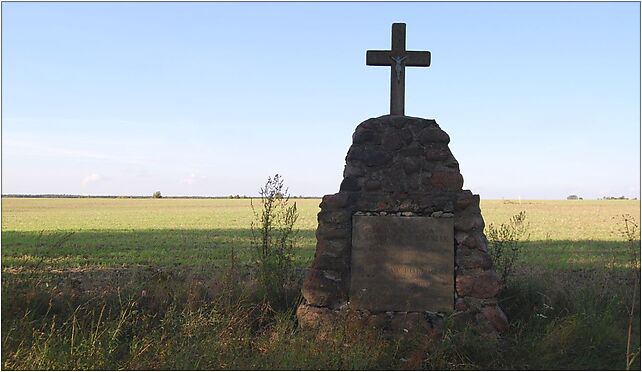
[349,216,454,312]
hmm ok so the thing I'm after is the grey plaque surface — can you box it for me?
[350,216,454,312]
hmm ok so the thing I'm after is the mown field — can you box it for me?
[1,197,640,370]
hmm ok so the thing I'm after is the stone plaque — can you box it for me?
[350,215,454,312]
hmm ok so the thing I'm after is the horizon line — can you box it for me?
[1,194,638,201]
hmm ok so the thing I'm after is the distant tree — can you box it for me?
[603,196,631,200]
[567,195,579,200]
[152,191,162,199]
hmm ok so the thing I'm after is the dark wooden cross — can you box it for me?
[366,23,431,116]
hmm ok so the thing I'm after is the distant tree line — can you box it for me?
[2,194,321,199]
[228,194,312,199]
[567,195,639,201]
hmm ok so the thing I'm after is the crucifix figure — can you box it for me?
[366,23,431,116]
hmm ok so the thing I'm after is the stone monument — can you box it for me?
[297,23,508,337]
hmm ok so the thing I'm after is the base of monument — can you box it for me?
[296,303,443,338]
[296,302,507,339]
[298,115,510,340]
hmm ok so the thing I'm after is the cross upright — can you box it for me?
[367,23,431,116]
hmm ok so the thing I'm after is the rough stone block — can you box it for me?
[456,248,493,270]
[477,235,488,252]
[419,127,450,144]
[455,231,470,245]
[422,118,439,128]
[302,269,346,308]
[462,232,488,252]
[340,177,361,192]
[353,193,395,212]
[320,193,351,210]
[380,168,406,191]
[364,178,382,191]
[461,233,480,249]
[430,170,464,191]
[343,164,365,178]
[455,270,503,299]
[316,223,350,240]
[382,133,403,150]
[400,146,425,157]
[312,252,349,271]
[402,158,420,174]
[358,117,382,130]
[412,193,453,212]
[352,128,380,145]
[454,213,485,231]
[400,128,414,144]
[405,176,423,192]
[397,199,418,212]
[481,305,509,333]
[318,209,352,226]
[424,144,450,161]
[364,150,393,167]
[346,146,368,162]
[421,174,433,188]
[315,238,350,257]
[455,192,480,211]
[444,156,459,170]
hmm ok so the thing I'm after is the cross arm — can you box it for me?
[405,51,431,67]
[367,50,431,67]
[366,50,391,66]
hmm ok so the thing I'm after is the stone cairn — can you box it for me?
[297,115,509,337]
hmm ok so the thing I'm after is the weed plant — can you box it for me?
[486,211,529,285]
[615,214,641,370]
[250,174,299,310]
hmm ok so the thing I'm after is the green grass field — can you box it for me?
[2,198,639,270]
[1,197,640,370]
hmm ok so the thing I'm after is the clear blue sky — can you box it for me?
[2,2,640,199]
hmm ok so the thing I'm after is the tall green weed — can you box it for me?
[486,211,529,285]
[250,174,299,309]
